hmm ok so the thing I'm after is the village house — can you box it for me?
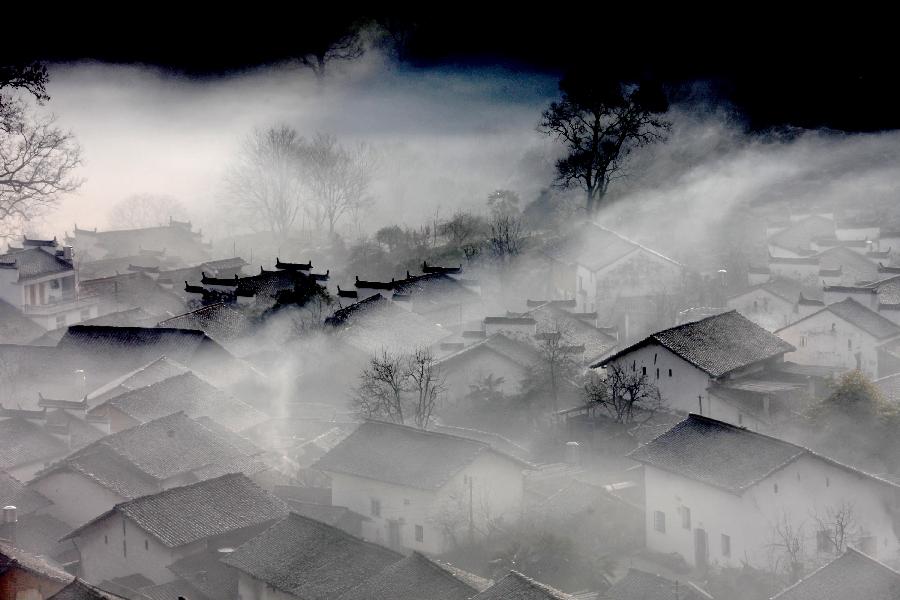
[0,417,71,481]
[47,578,128,599]
[63,473,287,585]
[0,298,47,344]
[68,219,211,265]
[631,414,900,572]
[77,271,186,319]
[770,547,900,599]
[0,237,98,330]
[0,540,73,599]
[437,333,543,403]
[543,222,684,342]
[595,311,796,426]
[767,214,836,258]
[726,279,823,331]
[222,512,403,600]
[775,297,900,378]
[313,420,528,555]
[29,412,268,527]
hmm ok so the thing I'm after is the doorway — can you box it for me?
[694,528,708,570]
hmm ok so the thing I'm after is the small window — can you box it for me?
[415,525,424,542]
[831,322,836,332]
[370,498,381,517]
[632,361,636,372]
[653,510,666,533]
[642,366,646,376]
[123,540,127,558]
[800,336,806,347]
[721,534,731,557]
[825,476,830,487]
[774,483,779,494]
[403,498,410,506]
[50,279,60,289]
[848,338,852,350]
[144,539,149,551]
[656,368,659,379]
[654,353,657,364]
[681,507,691,530]
[104,535,108,545]
[738,414,743,426]
[668,369,672,377]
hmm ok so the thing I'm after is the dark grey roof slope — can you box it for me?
[223,512,402,600]
[86,356,190,404]
[0,470,51,515]
[473,571,573,600]
[826,297,900,339]
[604,569,711,600]
[598,311,795,376]
[314,420,523,490]
[89,372,267,431]
[0,540,72,584]
[0,299,45,345]
[167,547,240,600]
[337,551,486,600]
[0,417,69,470]
[0,247,72,281]
[49,579,128,599]
[156,302,251,341]
[57,325,233,366]
[438,333,542,370]
[30,308,158,347]
[65,473,287,548]
[771,548,900,600]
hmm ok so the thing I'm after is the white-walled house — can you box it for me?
[775,298,900,378]
[632,415,900,573]
[594,311,795,426]
[437,333,542,402]
[0,238,98,330]
[63,473,286,585]
[726,279,823,331]
[313,420,528,555]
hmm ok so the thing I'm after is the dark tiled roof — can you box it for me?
[91,372,267,432]
[599,311,794,376]
[13,512,77,563]
[816,246,880,285]
[36,446,161,499]
[438,333,542,371]
[0,470,52,515]
[223,512,402,599]
[136,579,209,600]
[604,569,711,600]
[86,356,189,404]
[0,299,45,345]
[57,325,233,367]
[0,247,72,281]
[314,420,516,490]
[30,308,159,347]
[0,417,69,470]
[473,571,573,600]
[49,579,129,600]
[65,473,286,548]
[772,548,900,600]
[337,551,485,600]
[628,414,806,493]
[168,547,239,600]
[156,303,251,341]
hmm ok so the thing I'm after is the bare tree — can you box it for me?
[355,349,407,425]
[532,320,580,416]
[486,189,521,217]
[811,501,858,555]
[769,512,806,583]
[488,213,526,263]
[539,72,669,214]
[0,99,81,240]
[107,193,188,229]
[406,347,445,429]
[354,346,445,429]
[1,62,49,111]
[298,22,366,82]
[584,362,664,424]
[226,126,305,237]
[299,133,376,235]
[440,210,485,248]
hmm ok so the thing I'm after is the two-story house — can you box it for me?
[594,311,795,427]
[313,420,528,555]
[631,414,900,573]
[0,238,97,330]
[775,297,900,378]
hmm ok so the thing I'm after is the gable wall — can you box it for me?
[29,470,126,527]
[777,311,885,377]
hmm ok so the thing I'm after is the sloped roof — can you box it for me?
[771,548,900,600]
[0,247,72,281]
[72,223,208,263]
[0,299,45,345]
[598,311,794,376]
[438,333,542,370]
[49,579,129,600]
[37,446,160,499]
[524,303,618,364]
[57,325,233,367]
[86,356,190,404]
[604,569,712,600]
[545,223,680,273]
[222,512,402,600]
[30,308,159,347]
[629,414,900,495]
[0,540,72,584]
[337,551,486,600]
[325,294,452,355]
[473,571,573,600]
[0,470,51,515]
[768,215,835,253]
[0,417,69,470]
[13,512,76,563]
[78,272,187,317]
[168,548,239,600]
[314,420,524,490]
[777,298,900,340]
[156,302,251,341]
[89,372,267,431]
[65,473,286,548]
[816,246,880,285]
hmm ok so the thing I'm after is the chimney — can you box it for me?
[0,506,17,545]
[63,246,73,261]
